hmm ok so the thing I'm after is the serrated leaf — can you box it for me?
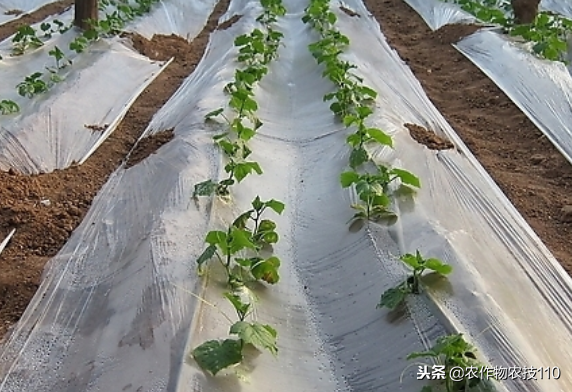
[197,244,217,266]
[192,339,243,375]
[224,292,250,316]
[377,286,407,310]
[230,321,278,355]
[229,227,257,253]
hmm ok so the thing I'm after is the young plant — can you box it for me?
[17,72,49,98]
[0,100,20,115]
[340,165,420,224]
[408,333,491,392]
[192,292,278,376]
[195,196,284,288]
[377,251,452,310]
[48,46,72,69]
[12,25,43,55]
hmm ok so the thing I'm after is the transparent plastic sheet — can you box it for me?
[0,11,167,174]
[399,0,572,165]
[454,30,572,165]
[1,1,572,392]
[404,0,572,30]
[0,0,59,26]
[124,0,219,41]
[0,0,219,175]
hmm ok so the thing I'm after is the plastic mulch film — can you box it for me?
[0,9,168,174]
[404,0,572,30]
[0,0,60,27]
[400,0,572,166]
[1,0,572,391]
[454,29,572,166]
[124,0,220,41]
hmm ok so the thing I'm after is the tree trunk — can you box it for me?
[511,0,540,25]
[74,0,98,30]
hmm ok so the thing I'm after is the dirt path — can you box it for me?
[363,0,572,272]
[0,0,231,339]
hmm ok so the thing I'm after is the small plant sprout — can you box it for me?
[11,25,43,55]
[192,292,278,376]
[17,72,49,98]
[408,333,492,392]
[377,251,452,311]
[196,196,284,288]
[48,46,72,70]
[0,100,20,115]
[340,165,420,224]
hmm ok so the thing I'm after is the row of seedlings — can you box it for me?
[445,0,572,63]
[302,1,492,392]
[190,0,288,377]
[0,0,162,115]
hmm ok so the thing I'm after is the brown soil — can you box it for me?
[0,0,74,42]
[365,0,572,273]
[4,10,23,16]
[0,0,231,339]
[405,123,454,151]
[218,14,242,30]
[125,129,174,168]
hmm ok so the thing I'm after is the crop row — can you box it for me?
[0,0,161,115]
[190,0,288,376]
[303,1,493,391]
[445,0,572,62]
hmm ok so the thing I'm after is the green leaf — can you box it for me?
[232,211,253,229]
[224,292,250,317]
[265,199,285,214]
[367,128,393,147]
[193,179,217,197]
[234,162,263,182]
[400,253,421,269]
[349,147,369,169]
[192,339,243,375]
[205,108,224,120]
[251,256,280,284]
[229,227,257,253]
[197,244,217,266]
[230,321,278,355]
[205,231,227,246]
[346,133,361,147]
[424,258,453,275]
[391,168,421,188]
[377,286,408,310]
[340,171,360,187]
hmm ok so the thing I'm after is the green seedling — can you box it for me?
[12,25,43,55]
[192,292,278,376]
[0,100,20,115]
[40,19,71,39]
[378,251,452,310]
[48,46,72,69]
[196,196,284,287]
[408,333,492,392]
[340,165,420,224]
[446,0,572,62]
[257,0,287,24]
[17,72,49,98]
